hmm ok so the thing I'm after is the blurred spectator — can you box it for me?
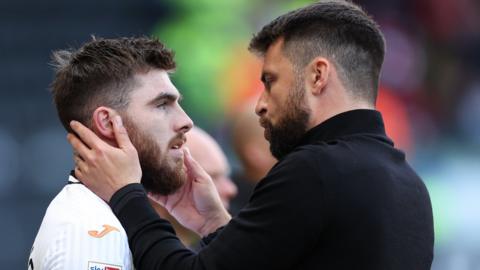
[231,97,276,184]
[457,80,480,146]
[229,97,277,214]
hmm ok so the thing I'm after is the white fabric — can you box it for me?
[28,175,134,270]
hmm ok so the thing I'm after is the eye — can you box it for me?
[264,80,272,90]
[262,75,275,92]
[156,101,168,109]
[263,79,272,91]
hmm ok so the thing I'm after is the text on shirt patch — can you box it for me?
[88,261,122,270]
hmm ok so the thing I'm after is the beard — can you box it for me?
[261,79,310,160]
[122,116,187,195]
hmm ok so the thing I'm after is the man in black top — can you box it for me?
[68,1,434,269]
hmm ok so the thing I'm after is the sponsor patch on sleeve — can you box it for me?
[88,261,122,270]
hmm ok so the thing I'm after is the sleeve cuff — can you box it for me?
[200,226,224,247]
[108,183,164,239]
[109,183,146,212]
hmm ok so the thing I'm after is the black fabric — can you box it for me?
[67,181,82,185]
[110,109,434,270]
[199,226,224,248]
[67,170,83,185]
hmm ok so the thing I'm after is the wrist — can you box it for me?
[199,209,231,237]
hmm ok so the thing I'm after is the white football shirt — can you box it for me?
[28,175,134,270]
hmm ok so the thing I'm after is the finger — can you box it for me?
[74,166,85,182]
[112,115,134,150]
[183,147,210,182]
[73,150,85,161]
[67,133,92,162]
[70,120,106,150]
[74,154,88,174]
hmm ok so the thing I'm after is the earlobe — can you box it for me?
[92,107,116,139]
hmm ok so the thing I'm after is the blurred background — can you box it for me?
[0,0,479,268]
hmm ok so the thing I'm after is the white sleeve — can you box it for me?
[32,222,132,270]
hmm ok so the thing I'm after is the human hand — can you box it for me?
[149,148,231,236]
[67,116,142,202]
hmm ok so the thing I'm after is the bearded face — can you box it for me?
[122,115,187,195]
[261,77,310,160]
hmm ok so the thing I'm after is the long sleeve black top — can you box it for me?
[109,109,434,270]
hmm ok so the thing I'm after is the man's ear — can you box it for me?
[92,106,118,140]
[305,57,330,96]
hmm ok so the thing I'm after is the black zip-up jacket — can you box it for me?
[109,109,434,270]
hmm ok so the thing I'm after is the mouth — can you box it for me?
[259,118,271,141]
[169,133,187,149]
[168,136,186,160]
[169,137,186,150]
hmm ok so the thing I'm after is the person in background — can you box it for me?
[231,97,276,183]
[229,97,276,213]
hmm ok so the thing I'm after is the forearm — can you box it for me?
[107,155,317,270]
[109,184,219,270]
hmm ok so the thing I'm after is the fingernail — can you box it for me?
[115,115,123,126]
[70,120,77,127]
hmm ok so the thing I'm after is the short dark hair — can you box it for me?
[51,36,176,131]
[249,0,385,103]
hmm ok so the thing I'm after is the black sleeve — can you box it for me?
[110,150,325,270]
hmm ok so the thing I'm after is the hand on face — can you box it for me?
[149,148,231,237]
[67,115,142,202]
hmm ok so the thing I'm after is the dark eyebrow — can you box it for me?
[147,92,181,106]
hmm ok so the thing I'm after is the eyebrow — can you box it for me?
[147,92,182,106]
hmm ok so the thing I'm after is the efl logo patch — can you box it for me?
[88,261,122,270]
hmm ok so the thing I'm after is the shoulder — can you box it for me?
[43,185,117,225]
[290,138,374,176]
[270,141,348,177]
[31,185,132,269]
[254,146,326,202]
[256,140,364,195]
[297,139,355,162]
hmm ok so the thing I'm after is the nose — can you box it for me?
[255,91,267,117]
[175,105,194,134]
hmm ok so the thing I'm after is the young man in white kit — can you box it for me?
[28,36,193,270]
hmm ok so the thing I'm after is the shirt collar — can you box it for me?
[68,170,82,184]
[298,109,391,146]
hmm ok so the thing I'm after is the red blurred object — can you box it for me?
[376,86,413,154]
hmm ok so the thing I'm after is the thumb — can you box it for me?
[112,115,134,150]
[183,147,210,182]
